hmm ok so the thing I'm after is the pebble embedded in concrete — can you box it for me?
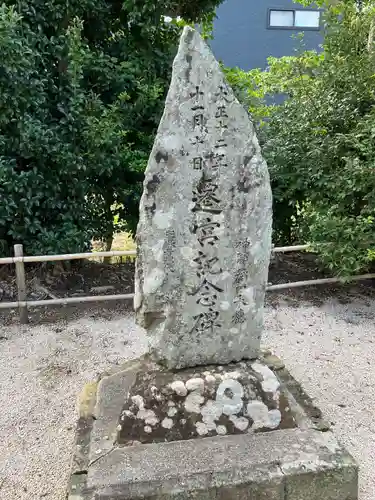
[137,408,159,426]
[216,379,244,415]
[196,422,208,436]
[247,401,269,429]
[216,425,227,435]
[252,363,280,394]
[118,361,290,445]
[167,406,178,417]
[169,380,187,396]
[268,409,282,429]
[222,371,241,380]
[201,400,223,420]
[161,418,174,429]
[184,392,204,413]
[230,415,249,431]
[205,375,216,384]
[246,401,281,430]
[131,395,145,409]
[201,399,223,430]
[185,377,205,393]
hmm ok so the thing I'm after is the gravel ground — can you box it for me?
[0,314,148,500]
[0,290,374,500]
[264,293,375,500]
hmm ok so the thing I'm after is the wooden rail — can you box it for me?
[0,294,134,309]
[266,274,375,291]
[0,244,310,265]
[1,243,373,324]
[0,250,136,265]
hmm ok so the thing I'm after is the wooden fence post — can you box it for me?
[14,244,28,324]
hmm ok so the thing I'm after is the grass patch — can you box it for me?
[92,232,136,263]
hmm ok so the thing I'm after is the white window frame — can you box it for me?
[268,8,321,30]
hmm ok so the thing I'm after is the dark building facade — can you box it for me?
[211,0,323,70]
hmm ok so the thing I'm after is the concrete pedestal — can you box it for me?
[68,353,358,500]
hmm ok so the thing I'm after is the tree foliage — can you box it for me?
[226,0,375,276]
[0,0,223,256]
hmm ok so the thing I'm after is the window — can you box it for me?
[294,10,320,28]
[268,9,320,29]
[269,10,294,27]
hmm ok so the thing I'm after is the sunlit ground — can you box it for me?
[92,232,136,263]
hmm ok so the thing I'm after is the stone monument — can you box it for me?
[68,27,358,500]
[134,25,272,369]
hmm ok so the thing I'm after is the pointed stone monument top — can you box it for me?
[135,27,272,369]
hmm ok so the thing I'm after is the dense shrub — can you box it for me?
[226,0,375,276]
[0,0,222,256]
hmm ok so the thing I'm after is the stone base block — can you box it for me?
[67,354,358,500]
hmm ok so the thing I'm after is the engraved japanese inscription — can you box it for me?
[188,85,228,336]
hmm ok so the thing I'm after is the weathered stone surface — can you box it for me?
[281,431,359,500]
[89,360,144,461]
[283,462,358,500]
[69,382,98,476]
[134,26,272,369]
[67,357,358,500]
[84,429,357,500]
[263,354,286,371]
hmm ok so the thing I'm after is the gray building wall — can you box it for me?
[211,0,323,70]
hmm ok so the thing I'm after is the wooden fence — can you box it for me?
[0,244,374,324]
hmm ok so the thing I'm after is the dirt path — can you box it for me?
[0,285,374,499]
